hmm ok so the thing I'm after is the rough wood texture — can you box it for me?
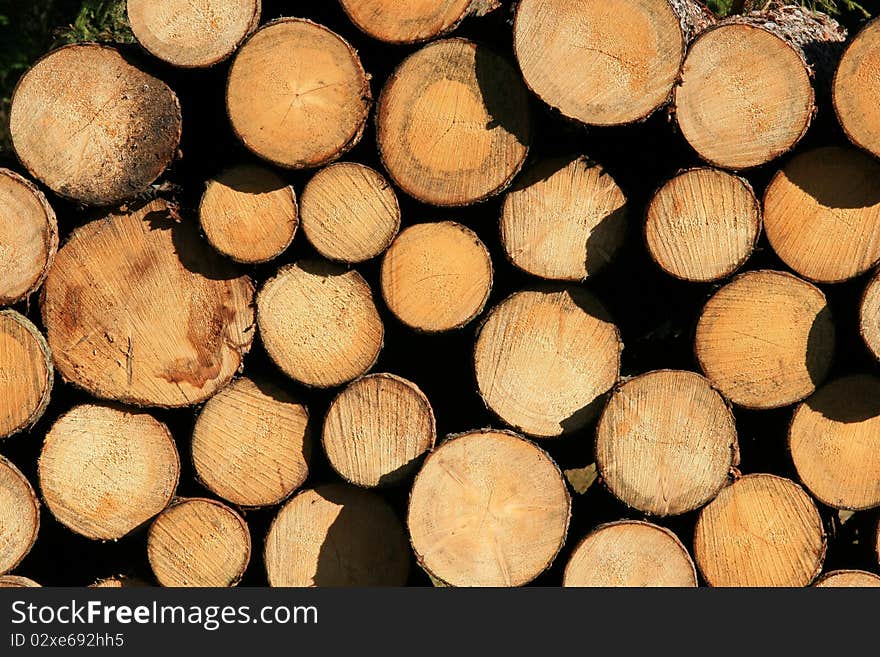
[41,200,255,408]
[834,18,880,160]
[563,520,698,587]
[90,575,149,588]
[148,498,251,587]
[408,429,570,587]
[10,44,182,206]
[514,0,710,126]
[0,575,40,587]
[645,168,761,282]
[339,0,483,44]
[265,483,410,586]
[38,404,180,540]
[381,221,492,332]
[596,370,738,516]
[199,163,298,264]
[128,0,261,68]
[695,270,834,409]
[500,157,628,281]
[227,18,370,169]
[814,569,880,587]
[0,169,57,306]
[0,310,53,440]
[789,375,880,511]
[377,38,531,206]
[861,269,880,361]
[192,377,310,507]
[257,260,383,388]
[300,162,400,263]
[764,146,880,283]
[474,288,621,437]
[694,474,826,587]
[322,373,435,487]
[0,456,39,575]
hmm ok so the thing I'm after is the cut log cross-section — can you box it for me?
[0,576,40,587]
[645,167,761,282]
[0,310,52,440]
[408,429,571,587]
[10,44,182,205]
[0,456,39,575]
[38,404,180,541]
[596,370,738,516]
[41,199,255,408]
[227,18,371,169]
[500,157,628,281]
[127,0,261,68]
[0,169,57,306]
[862,270,880,360]
[563,521,697,587]
[377,38,531,206]
[835,17,880,160]
[339,0,496,44]
[474,288,621,437]
[695,270,835,409]
[814,570,880,587]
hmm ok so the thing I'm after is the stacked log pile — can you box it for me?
[0,0,879,587]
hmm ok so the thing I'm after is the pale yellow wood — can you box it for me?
[0,310,52,439]
[192,377,310,507]
[862,269,880,360]
[322,373,435,487]
[0,575,40,587]
[694,474,825,587]
[0,169,57,305]
[148,498,251,587]
[408,429,570,587]
[814,570,880,587]
[381,221,492,332]
[377,38,530,206]
[563,521,697,587]
[38,404,180,540]
[500,157,627,281]
[265,483,409,587]
[339,0,474,43]
[0,456,39,575]
[596,370,737,516]
[695,270,834,409]
[789,375,880,511]
[10,44,181,205]
[474,288,621,437]
[128,0,260,67]
[227,19,370,169]
[41,199,255,407]
[834,19,880,160]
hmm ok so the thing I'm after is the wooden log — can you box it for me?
[474,288,621,437]
[645,167,761,282]
[789,375,880,511]
[227,18,370,169]
[38,404,180,540]
[339,0,497,44]
[500,157,628,281]
[408,429,570,587]
[264,483,410,586]
[199,163,298,264]
[0,575,40,587]
[148,498,251,587]
[0,456,39,575]
[834,18,880,160]
[764,146,880,284]
[9,44,182,206]
[863,269,880,361]
[563,520,697,587]
[694,474,826,587]
[257,260,383,388]
[191,376,311,507]
[596,370,738,516]
[0,169,57,306]
[694,270,834,409]
[813,570,880,587]
[322,373,435,487]
[127,0,261,68]
[376,38,531,206]
[90,575,150,588]
[300,162,400,264]
[0,310,52,440]
[380,221,492,332]
[41,199,255,407]
[514,0,713,126]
